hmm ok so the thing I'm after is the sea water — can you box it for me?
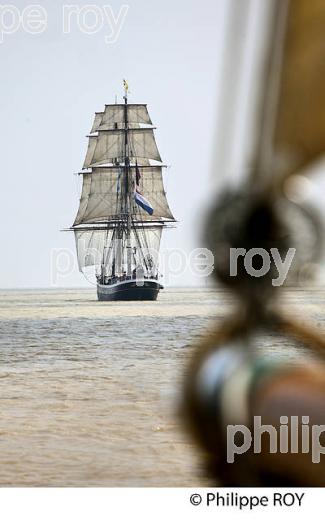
[0,287,323,486]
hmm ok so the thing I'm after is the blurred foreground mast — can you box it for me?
[183,0,325,486]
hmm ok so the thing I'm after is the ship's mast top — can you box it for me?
[122,79,129,161]
[123,79,129,103]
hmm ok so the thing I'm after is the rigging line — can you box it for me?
[136,188,153,254]
[132,187,157,276]
[130,162,152,270]
[99,165,122,277]
[100,169,120,275]
[104,194,122,276]
[131,216,150,274]
[137,191,153,254]
[109,166,125,276]
[136,208,151,254]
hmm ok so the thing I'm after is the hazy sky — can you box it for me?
[0,0,228,288]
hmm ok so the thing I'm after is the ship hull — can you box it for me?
[97,279,162,301]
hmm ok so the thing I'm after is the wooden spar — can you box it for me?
[250,0,325,191]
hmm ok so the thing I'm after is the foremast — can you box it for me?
[99,80,132,283]
[123,80,133,278]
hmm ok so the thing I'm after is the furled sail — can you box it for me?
[90,104,152,133]
[83,128,162,168]
[74,166,175,225]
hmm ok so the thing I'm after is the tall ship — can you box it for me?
[71,81,176,301]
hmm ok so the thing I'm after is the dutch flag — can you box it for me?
[134,189,154,215]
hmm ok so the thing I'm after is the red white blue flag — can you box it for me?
[134,189,154,215]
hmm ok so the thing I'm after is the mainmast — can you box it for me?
[123,79,132,276]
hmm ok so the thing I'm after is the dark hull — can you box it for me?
[97,279,162,301]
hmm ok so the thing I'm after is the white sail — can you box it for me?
[74,166,175,225]
[90,104,152,133]
[133,166,175,222]
[90,112,104,134]
[83,128,162,168]
[74,226,162,273]
[74,228,112,270]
